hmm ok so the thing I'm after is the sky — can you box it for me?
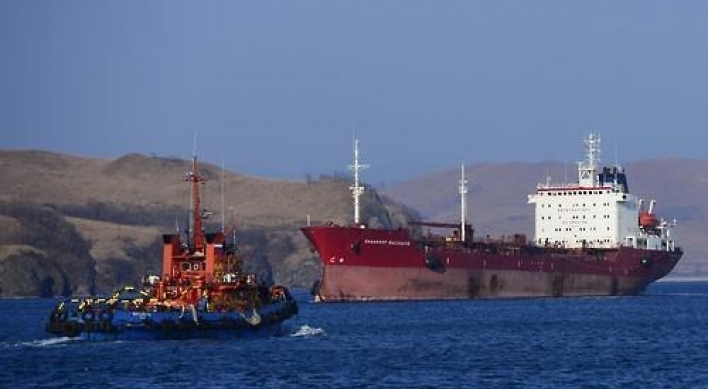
[1,1,707,185]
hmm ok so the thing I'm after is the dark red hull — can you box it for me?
[301,226,682,301]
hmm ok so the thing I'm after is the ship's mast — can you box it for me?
[459,164,468,242]
[220,159,225,233]
[578,133,601,187]
[349,138,369,225]
[186,157,206,253]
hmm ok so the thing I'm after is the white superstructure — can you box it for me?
[528,134,677,251]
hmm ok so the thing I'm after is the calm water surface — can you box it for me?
[1,282,707,389]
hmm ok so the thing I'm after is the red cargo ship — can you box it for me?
[301,135,682,301]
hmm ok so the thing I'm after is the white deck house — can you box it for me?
[528,134,676,251]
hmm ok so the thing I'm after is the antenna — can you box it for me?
[188,132,198,241]
[185,155,206,252]
[577,132,601,187]
[459,164,468,242]
[192,132,198,159]
[188,171,194,241]
[349,138,369,225]
[586,132,601,171]
[233,228,236,246]
[220,158,225,233]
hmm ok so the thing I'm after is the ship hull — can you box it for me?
[318,266,655,302]
[303,226,682,302]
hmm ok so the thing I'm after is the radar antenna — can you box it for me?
[578,133,601,187]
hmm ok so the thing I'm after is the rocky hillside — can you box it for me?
[382,159,708,279]
[0,150,417,297]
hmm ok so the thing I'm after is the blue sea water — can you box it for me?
[1,282,708,389]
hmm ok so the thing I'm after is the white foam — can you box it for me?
[659,292,708,297]
[22,337,75,347]
[290,324,326,338]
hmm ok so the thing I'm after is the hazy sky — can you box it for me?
[1,2,707,184]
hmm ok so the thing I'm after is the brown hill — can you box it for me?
[382,159,708,278]
[0,150,414,297]
[0,151,353,224]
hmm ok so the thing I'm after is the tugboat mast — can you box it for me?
[186,157,206,253]
[349,138,369,225]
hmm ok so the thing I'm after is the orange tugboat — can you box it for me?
[46,156,298,340]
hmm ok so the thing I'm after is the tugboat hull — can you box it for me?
[46,297,298,341]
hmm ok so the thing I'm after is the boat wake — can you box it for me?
[290,324,326,338]
[0,337,76,350]
[657,292,708,297]
[21,337,75,348]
